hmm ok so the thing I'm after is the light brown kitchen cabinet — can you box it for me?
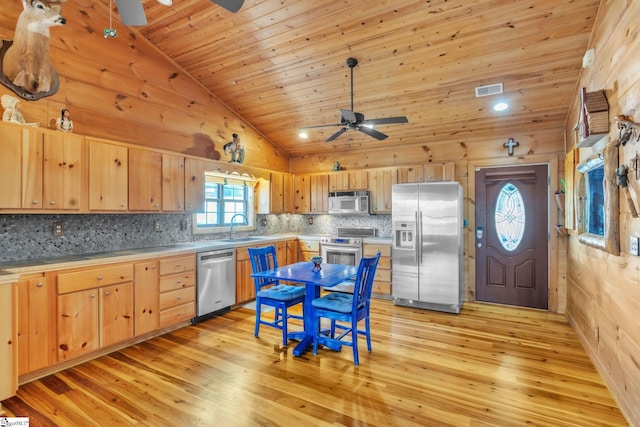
[270,172,295,214]
[298,238,320,261]
[293,174,311,213]
[369,168,397,213]
[0,126,83,210]
[129,148,162,211]
[158,254,195,328]
[184,158,207,212]
[235,246,255,304]
[162,154,185,211]
[89,140,128,211]
[329,170,368,191]
[0,279,17,404]
[0,125,23,208]
[310,174,329,213]
[398,163,455,183]
[57,263,134,361]
[134,260,159,336]
[364,243,392,296]
[16,273,56,376]
[286,240,298,264]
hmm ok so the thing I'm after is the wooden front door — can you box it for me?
[475,165,548,309]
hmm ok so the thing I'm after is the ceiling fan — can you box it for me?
[113,0,245,26]
[300,58,409,142]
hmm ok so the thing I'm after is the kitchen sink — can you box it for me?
[218,236,267,243]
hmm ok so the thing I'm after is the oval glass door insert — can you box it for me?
[494,182,525,251]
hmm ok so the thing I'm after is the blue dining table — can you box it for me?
[250,261,358,357]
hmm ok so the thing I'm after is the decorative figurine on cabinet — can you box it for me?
[223,133,245,164]
[1,94,39,126]
[55,108,73,132]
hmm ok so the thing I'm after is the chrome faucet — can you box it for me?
[230,213,249,239]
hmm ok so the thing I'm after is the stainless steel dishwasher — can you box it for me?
[194,248,236,323]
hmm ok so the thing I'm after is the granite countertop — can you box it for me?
[0,234,392,277]
[0,235,296,275]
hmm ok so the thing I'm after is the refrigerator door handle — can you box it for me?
[417,210,423,264]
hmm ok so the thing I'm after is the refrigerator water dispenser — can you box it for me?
[394,222,415,250]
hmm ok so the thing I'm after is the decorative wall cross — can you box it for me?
[503,137,519,156]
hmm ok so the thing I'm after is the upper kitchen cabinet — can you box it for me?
[88,139,128,211]
[184,158,207,212]
[270,172,294,214]
[293,174,311,213]
[329,170,368,191]
[310,174,329,213]
[398,163,455,183]
[162,154,185,211]
[0,125,83,211]
[369,168,397,214]
[129,148,162,211]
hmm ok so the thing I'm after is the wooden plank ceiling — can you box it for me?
[101,0,600,158]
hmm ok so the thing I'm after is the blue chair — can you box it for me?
[311,252,380,365]
[248,245,305,347]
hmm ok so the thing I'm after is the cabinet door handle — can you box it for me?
[97,275,103,280]
[37,282,44,287]
[49,200,56,205]
[105,291,111,296]
[32,200,39,205]
[151,265,157,269]
[90,293,96,298]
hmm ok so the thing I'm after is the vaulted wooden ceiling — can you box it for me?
[100,0,600,159]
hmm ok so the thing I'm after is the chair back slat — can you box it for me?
[248,245,279,290]
[352,252,381,311]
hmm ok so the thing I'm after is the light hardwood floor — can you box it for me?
[2,301,628,426]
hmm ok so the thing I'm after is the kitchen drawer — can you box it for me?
[159,255,195,276]
[159,302,195,328]
[376,256,391,270]
[159,287,195,310]
[58,264,133,294]
[159,272,195,293]
[364,243,391,257]
[374,269,391,282]
[372,281,391,295]
[299,239,320,252]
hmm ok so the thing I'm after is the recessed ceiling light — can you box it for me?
[494,102,509,112]
[157,0,172,6]
[298,131,308,139]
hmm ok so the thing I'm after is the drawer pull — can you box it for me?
[49,200,56,205]
[37,282,44,287]
[97,275,103,280]
[152,265,157,269]
[32,200,38,205]
[176,280,182,284]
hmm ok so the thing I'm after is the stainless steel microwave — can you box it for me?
[328,190,370,214]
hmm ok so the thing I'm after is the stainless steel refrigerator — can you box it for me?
[392,182,464,314]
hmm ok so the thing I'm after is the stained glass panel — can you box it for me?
[495,183,526,251]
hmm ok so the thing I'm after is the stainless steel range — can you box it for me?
[320,227,377,292]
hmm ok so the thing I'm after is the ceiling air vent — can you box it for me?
[475,83,503,97]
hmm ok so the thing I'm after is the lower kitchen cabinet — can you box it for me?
[16,273,56,376]
[235,246,255,304]
[134,260,159,336]
[298,238,320,261]
[57,263,134,361]
[364,243,392,296]
[158,255,196,328]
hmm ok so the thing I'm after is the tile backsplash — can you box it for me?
[0,213,391,263]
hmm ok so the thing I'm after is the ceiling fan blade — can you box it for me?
[326,128,348,142]
[340,109,358,123]
[299,123,343,130]
[358,126,388,140]
[364,116,409,125]
[114,0,147,26]
[211,0,245,13]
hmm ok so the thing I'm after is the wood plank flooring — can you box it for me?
[2,301,628,426]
